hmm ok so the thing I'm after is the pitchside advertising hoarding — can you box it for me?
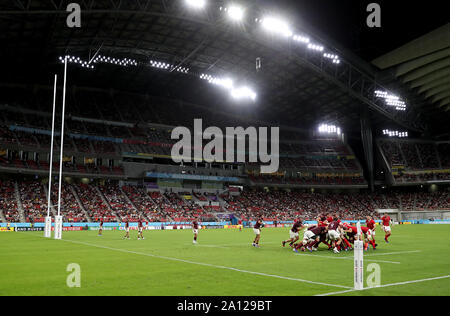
[14,226,84,232]
[2,219,449,232]
[15,227,44,232]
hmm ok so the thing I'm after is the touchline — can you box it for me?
[171,119,280,174]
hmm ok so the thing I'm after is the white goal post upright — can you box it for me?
[45,74,58,238]
[55,57,68,240]
[354,221,364,290]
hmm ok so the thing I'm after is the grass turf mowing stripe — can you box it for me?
[294,253,401,264]
[52,237,353,290]
[315,275,450,296]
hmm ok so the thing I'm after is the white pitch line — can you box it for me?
[51,237,352,290]
[221,242,280,247]
[189,244,230,249]
[294,253,401,264]
[363,250,422,257]
[315,275,450,296]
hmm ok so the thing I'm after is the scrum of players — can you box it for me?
[281,213,392,254]
[99,213,393,251]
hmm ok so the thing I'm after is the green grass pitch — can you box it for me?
[1,225,449,296]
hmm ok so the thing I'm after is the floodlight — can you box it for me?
[375,90,407,111]
[227,5,244,21]
[231,86,257,101]
[317,124,341,136]
[293,35,310,43]
[383,129,408,138]
[261,17,292,37]
[185,0,206,9]
[219,78,234,89]
[307,43,324,51]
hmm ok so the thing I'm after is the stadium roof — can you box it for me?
[0,0,446,137]
[372,24,450,137]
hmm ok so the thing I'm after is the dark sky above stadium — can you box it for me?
[257,0,449,62]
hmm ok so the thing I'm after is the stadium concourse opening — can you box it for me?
[0,0,449,300]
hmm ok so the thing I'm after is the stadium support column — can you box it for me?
[360,110,374,192]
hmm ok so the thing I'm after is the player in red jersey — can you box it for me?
[238,219,243,232]
[340,223,355,250]
[317,215,329,227]
[326,214,334,224]
[335,221,352,251]
[137,218,145,240]
[365,216,378,249]
[343,224,358,242]
[360,226,376,250]
[282,219,305,248]
[192,220,199,244]
[123,220,130,239]
[314,215,333,249]
[252,219,263,248]
[381,213,392,243]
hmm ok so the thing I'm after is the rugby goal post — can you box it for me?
[45,74,58,238]
[354,221,364,290]
[54,215,63,240]
[44,216,52,238]
[52,55,67,239]
[54,56,68,240]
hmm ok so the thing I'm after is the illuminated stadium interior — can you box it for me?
[0,0,448,223]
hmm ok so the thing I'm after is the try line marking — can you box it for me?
[31,235,352,290]
[315,275,450,296]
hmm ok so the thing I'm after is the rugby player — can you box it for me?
[365,216,378,249]
[282,219,305,248]
[123,219,130,239]
[318,215,329,226]
[294,225,327,253]
[137,218,145,240]
[327,218,343,253]
[252,218,263,248]
[361,226,377,250]
[192,220,199,244]
[381,213,392,243]
[315,215,332,249]
[343,223,358,243]
[326,213,334,224]
[339,223,354,250]
[98,218,103,236]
